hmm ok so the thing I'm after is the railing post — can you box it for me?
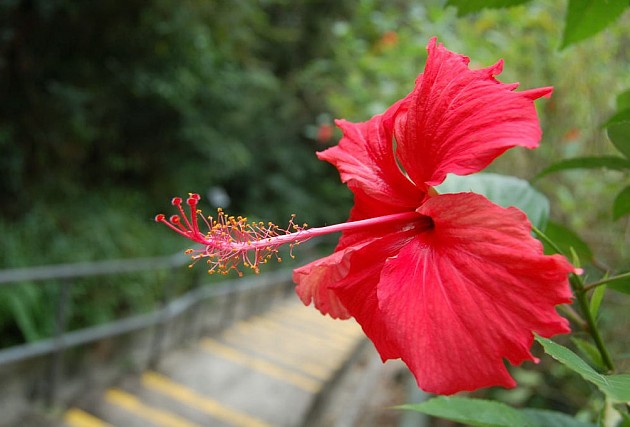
[147,267,175,369]
[219,285,240,331]
[47,278,72,407]
[186,269,206,342]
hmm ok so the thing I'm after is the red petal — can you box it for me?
[293,245,357,320]
[318,99,424,213]
[376,193,572,394]
[395,38,553,187]
[330,229,420,360]
[295,226,427,361]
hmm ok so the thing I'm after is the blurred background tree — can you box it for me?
[0,0,355,256]
[0,0,357,345]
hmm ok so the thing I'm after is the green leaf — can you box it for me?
[543,221,593,262]
[589,283,606,318]
[521,409,595,427]
[560,0,629,49]
[607,120,630,160]
[437,173,549,229]
[535,335,630,403]
[616,88,630,112]
[571,337,605,371]
[613,186,630,220]
[398,396,529,427]
[446,0,532,16]
[603,273,630,294]
[399,397,596,427]
[603,107,630,128]
[535,156,630,179]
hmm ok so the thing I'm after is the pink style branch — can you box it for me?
[156,38,574,396]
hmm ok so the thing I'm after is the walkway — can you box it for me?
[60,299,365,427]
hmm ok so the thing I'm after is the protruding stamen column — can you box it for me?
[156,194,432,275]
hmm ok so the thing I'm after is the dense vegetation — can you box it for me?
[0,0,356,344]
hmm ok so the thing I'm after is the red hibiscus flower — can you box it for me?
[293,38,573,394]
[157,38,573,395]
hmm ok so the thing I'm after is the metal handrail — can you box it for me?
[0,252,189,285]
[0,268,292,366]
[0,252,295,408]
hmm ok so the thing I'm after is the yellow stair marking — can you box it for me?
[225,320,356,374]
[232,318,331,350]
[63,408,115,427]
[200,338,322,393]
[232,317,345,350]
[231,315,363,366]
[244,316,354,351]
[239,315,344,348]
[221,326,332,379]
[143,371,272,427]
[250,314,361,342]
[105,388,201,427]
[265,309,363,340]
[257,309,361,339]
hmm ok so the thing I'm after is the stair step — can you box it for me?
[62,299,365,427]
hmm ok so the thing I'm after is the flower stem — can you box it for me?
[570,274,615,372]
[532,225,615,372]
[583,271,630,292]
[557,305,587,331]
[531,225,563,254]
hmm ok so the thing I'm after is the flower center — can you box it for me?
[156,194,432,276]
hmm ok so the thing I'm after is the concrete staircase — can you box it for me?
[60,299,365,427]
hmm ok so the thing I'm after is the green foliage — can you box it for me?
[446,0,532,17]
[437,173,549,230]
[0,189,188,345]
[399,396,530,427]
[608,122,630,160]
[536,336,630,403]
[617,88,630,111]
[588,283,606,318]
[520,409,596,427]
[0,283,55,343]
[606,89,630,158]
[535,85,630,225]
[535,156,630,179]
[0,0,355,344]
[542,221,593,262]
[399,396,595,427]
[571,337,606,371]
[0,0,352,223]
[601,273,630,294]
[401,334,630,425]
[561,0,630,49]
[447,0,630,49]
[613,186,630,220]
